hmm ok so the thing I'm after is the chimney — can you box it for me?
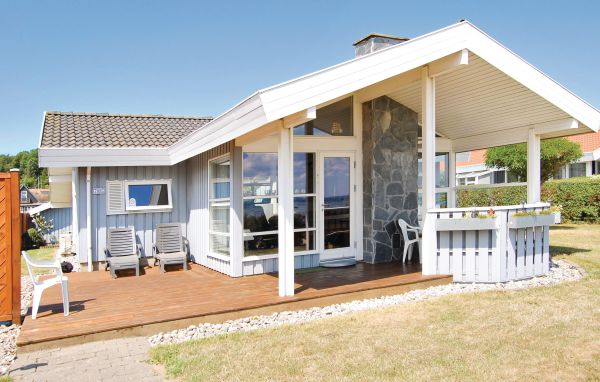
[353,33,409,57]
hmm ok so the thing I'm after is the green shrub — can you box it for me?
[25,228,44,249]
[457,185,527,208]
[542,176,600,223]
[456,176,600,223]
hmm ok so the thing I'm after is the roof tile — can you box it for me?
[41,112,212,148]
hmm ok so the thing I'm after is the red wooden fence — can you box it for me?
[0,170,21,324]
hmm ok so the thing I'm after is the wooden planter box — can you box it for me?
[507,213,556,229]
[435,217,498,231]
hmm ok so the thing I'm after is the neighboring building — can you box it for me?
[554,131,600,178]
[456,131,600,185]
[36,21,600,294]
[19,185,49,213]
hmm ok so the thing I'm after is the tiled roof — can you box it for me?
[456,149,487,167]
[28,188,49,203]
[566,131,600,153]
[41,112,213,148]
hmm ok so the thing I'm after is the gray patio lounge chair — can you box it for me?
[153,223,189,272]
[104,227,141,278]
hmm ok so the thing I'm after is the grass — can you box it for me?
[20,247,58,276]
[150,224,600,382]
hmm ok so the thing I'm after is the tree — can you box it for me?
[485,138,582,182]
[0,149,48,188]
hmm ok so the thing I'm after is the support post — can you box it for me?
[448,149,456,208]
[421,66,437,275]
[230,146,244,277]
[71,167,79,255]
[278,125,295,296]
[86,167,92,272]
[527,129,541,203]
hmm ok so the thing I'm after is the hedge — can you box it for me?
[456,175,600,223]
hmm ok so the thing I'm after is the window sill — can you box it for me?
[242,252,318,262]
[207,252,231,262]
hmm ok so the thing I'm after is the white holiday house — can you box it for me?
[38,21,600,297]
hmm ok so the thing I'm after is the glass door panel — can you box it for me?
[320,154,354,260]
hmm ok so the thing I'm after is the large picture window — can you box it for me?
[209,156,231,257]
[243,153,279,257]
[293,97,353,136]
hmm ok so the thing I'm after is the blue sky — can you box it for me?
[1,0,599,154]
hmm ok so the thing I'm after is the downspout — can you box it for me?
[71,168,79,255]
[86,167,92,272]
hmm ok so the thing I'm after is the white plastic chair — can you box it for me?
[21,251,69,320]
[396,219,422,264]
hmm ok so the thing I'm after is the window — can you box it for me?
[20,190,28,203]
[569,162,586,178]
[418,152,450,219]
[124,180,172,212]
[293,97,353,136]
[293,153,316,253]
[493,170,506,184]
[243,153,279,256]
[209,156,231,256]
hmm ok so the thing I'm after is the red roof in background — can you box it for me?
[457,132,600,167]
[566,131,600,153]
[456,149,487,167]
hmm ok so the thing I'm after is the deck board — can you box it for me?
[18,262,449,346]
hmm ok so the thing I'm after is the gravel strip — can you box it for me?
[148,260,583,347]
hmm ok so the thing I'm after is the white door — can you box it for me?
[319,152,355,261]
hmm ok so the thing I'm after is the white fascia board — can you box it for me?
[464,23,600,132]
[39,147,171,168]
[169,93,266,164]
[259,25,469,122]
[593,148,600,161]
[29,202,52,215]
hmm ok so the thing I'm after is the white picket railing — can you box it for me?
[422,203,552,283]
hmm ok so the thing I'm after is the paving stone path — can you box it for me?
[9,337,163,382]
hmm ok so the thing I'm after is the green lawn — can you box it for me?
[21,247,58,276]
[150,224,600,382]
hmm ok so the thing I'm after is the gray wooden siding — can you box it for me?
[185,142,232,275]
[77,164,188,263]
[242,253,320,276]
[39,207,72,243]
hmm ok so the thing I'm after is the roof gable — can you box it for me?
[39,21,600,168]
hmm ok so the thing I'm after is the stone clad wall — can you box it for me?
[362,96,419,263]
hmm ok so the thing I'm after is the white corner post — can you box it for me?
[278,124,295,296]
[527,128,541,203]
[421,66,437,275]
[86,167,92,272]
[71,167,79,255]
[448,148,456,208]
[230,146,244,277]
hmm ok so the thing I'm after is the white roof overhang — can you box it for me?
[39,21,600,167]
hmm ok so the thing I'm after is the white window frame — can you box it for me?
[124,179,173,212]
[20,190,28,203]
[208,154,232,258]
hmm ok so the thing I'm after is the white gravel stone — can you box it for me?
[148,260,583,347]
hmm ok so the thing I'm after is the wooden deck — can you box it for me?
[18,262,450,348]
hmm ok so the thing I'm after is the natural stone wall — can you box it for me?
[363,96,419,263]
